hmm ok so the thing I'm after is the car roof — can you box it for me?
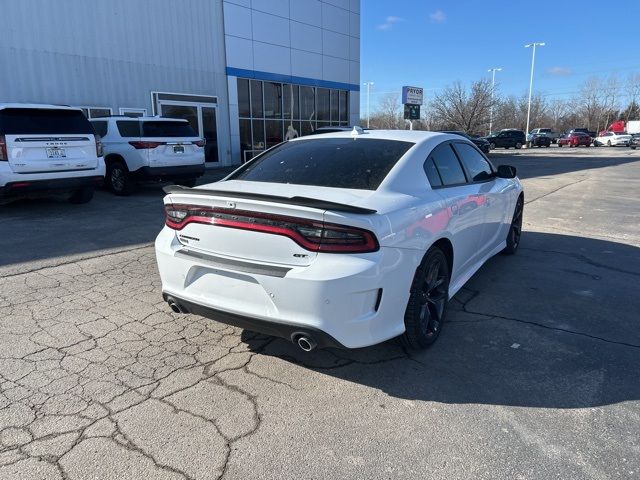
[89,116,188,122]
[0,103,83,112]
[290,129,448,147]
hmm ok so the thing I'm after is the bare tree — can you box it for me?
[368,93,403,129]
[430,79,494,134]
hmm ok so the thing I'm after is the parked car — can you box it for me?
[527,128,561,143]
[529,134,552,148]
[0,103,104,204]
[593,131,632,147]
[483,129,526,149]
[90,116,205,195]
[156,130,523,351]
[569,128,597,138]
[558,132,591,147]
[439,130,491,153]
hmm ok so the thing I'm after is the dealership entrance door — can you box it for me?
[153,92,219,165]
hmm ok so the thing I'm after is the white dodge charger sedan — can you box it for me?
[155,129,523,351]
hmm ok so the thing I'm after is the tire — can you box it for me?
[586,143,590,147]
[607,140,612,147]
[107,161,134,196]
[68,187,94,204]
[515,142,523,149]
[176,178,197,188]
[502,195,523,255]
[558,143,563,148]
[490,142,496,150]
[401,246,450,349]
[631,146,636,150]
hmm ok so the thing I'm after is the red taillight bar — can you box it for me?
[164,204,379,253]
[129,141,166,149]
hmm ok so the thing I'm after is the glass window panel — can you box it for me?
[252,119,265,150]
[316,88,330,121]
[284,121,300,141]
[264,82,282,119]
[239,119,252,162]
[237,78,250,117]
[339,91,348,122]
[300,86,315,121]
[283,84,299,120]
[301,120,315,136]
[265,120,283,148]
[250,80,263,118]
[429,144,467,186]
[89,108,111,118]
[330,90,339,122]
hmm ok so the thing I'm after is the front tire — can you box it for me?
[490,142,496,150]
[502,195,523,255]
[107,161,134,196]
[402,247,450,349]
[607,140,612,147]
[515,142,523,149]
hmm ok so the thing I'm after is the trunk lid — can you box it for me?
[164,180,378,267]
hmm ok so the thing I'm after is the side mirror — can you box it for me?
[496,164,517,179]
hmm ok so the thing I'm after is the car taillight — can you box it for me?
[195,139,206,147]
[0,135,7,161]
[129,141,166,149]
[95,134,104,157]
[164,204,379,253]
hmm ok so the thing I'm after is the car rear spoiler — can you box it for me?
[162,185,377,214]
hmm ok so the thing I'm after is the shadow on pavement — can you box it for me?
[241,231,640,409]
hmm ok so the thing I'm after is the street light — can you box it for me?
[363,81,374,128]
[488,67,502,135]
[524,42,545,140]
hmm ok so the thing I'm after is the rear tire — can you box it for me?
[490,142,496,150]
[68,187,94,204]
[607,140,612,147]
[502,195,523,255]
[515,142,523,149]
[107,161,134,196]
[402,247,450,350]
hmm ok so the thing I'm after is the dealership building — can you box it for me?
[2,0,361,166]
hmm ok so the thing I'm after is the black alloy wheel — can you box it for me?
[502,195,523,255]
[402,247,450,349]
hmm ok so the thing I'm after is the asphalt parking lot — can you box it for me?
[1,146,639,479]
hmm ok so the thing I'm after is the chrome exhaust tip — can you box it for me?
[167,298,184,314]
[296,336,317,352]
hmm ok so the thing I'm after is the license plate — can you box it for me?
[173,145,184,154]
[46,148,66,158]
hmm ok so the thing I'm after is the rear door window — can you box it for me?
[0,108,93,135]
[453,143,494,182]
[91,121,108,137]
[142,121,197,137]
[116,121,141,137]
[228,138,414,190]
[428,143,467,186]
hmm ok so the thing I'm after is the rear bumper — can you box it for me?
[0,175,103,199]
[132,164,205,180]
[155,227,420,349]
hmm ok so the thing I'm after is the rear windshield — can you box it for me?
[228,137,414,190]
[0,108,93,135]
[142,121,196,137]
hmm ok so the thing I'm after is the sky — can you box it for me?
[360,0,640,115]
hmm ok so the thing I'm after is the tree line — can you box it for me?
[367,73,640,135]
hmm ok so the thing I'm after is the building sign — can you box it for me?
[404,104,420,120]
[402,86,423,105]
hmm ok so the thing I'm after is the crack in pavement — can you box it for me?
[520,246,640,277]
[524,178,588,205]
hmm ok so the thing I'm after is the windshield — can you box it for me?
[228,137,414,190]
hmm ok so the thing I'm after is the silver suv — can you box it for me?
[90,116,205,195]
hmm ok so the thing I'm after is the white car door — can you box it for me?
[452,142,512,256]
[424,142,486,277]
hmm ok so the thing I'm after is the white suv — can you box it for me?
[90,116,205,195]
[0,104,105,204]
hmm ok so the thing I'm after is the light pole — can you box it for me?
[363,81,374,128]
[524,42,545,139]
[488,67,502,135]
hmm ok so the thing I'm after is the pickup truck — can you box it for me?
[527,128,561,143]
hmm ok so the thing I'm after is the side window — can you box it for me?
[423,158,442,188]
[116,120,140,137]
[454,143,494,182]
[92,121,108,137]
[429,143,467,186]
